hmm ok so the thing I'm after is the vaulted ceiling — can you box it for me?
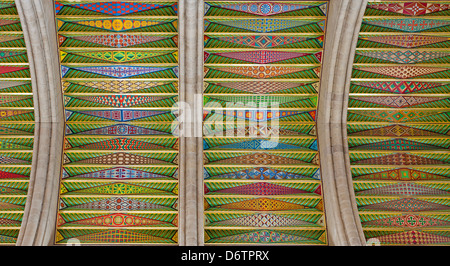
[203,1,328,245]
[55,1,179,245]
[0,0,33,245]
[0,0,448,246]
[348,1,450,245]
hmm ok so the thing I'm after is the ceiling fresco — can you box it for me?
[0,0,33,245]
[349,1,450,246]
[203,1,328,245]
[54,1,179,245]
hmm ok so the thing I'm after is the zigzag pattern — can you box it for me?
[67,124,170,136]
[63,50,175,63]
[66,95,173,108]
[62,65,172,78]
[63,80,174,93]
[207,167,315,180]
[70,2,165,16]
[208,81,314,94]
[209,66,311,79]
[360,35,450,48]
[65,182,171,195]
[361,198,449,212]
[212,213,317,227]
[358,183,449,196]
[65,229,173,243]
[363,214,450,228]
[351,96,444,108]
[66,213,173,227]
[211,230,311,243]
[72,167,169,179]
[208,18,323,33]
[65,110,172,122]
[209,51,313,64]
[206,35,322,48]
[60,18,168,32]
[376,231,450,245]
[355,65,448,79]
[351,139,441,151]
[365,18,450,32]
[368,2,450,16]
[352,153,447,165]
[218,198,307,211]
[64,196,173,211]
[72,152,171,165]
[357,50,450,64]
[350,125,444,137]
[353,168,449,181]
[352,81,443,94]
[64,34,169,48]
[70,138,170,151]
[211,182,311,196]
[208,2,317,16]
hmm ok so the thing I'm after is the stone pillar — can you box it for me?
[15,0,64,246]
[178,0,204,246]
[195,0,205,247]
[317,0,368,246]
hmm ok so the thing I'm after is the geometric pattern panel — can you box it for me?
[55,1,178,245]
[204,1,328,245]
[0,0,33,245]
[349,1,450,246]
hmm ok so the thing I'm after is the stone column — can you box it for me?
[178,0,204,246]
[15,0,64,246]
[317,0,368,246]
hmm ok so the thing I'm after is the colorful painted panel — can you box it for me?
[349,1,450,246]
[55,1,179,245]
[0,0,34,245]
[203,1,328,245]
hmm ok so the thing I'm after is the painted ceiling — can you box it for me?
[203,1,328,245]
[349,1,450,246]
[2,0,447,246]
[0,0,33,245]
[54,1,179,245]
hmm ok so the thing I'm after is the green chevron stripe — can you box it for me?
[0,22,21,32]
[0,53,27,63]
[0,69,29,78]
[63,68,177,79]
[205,54,320,65]
[58,21,177,33]
[206,181,320,192]
[359,23,403,33]
[349,152,450,163]
[64,166,177,178]
[62,53,177,64]
[66,123,174,135]
[67,137,177,149]
[205,5,326,17]
[57,5,177,17]
[60,212,177,224]
[65,151,177,164]
[64,82,177,94]
[60,196,177,209]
